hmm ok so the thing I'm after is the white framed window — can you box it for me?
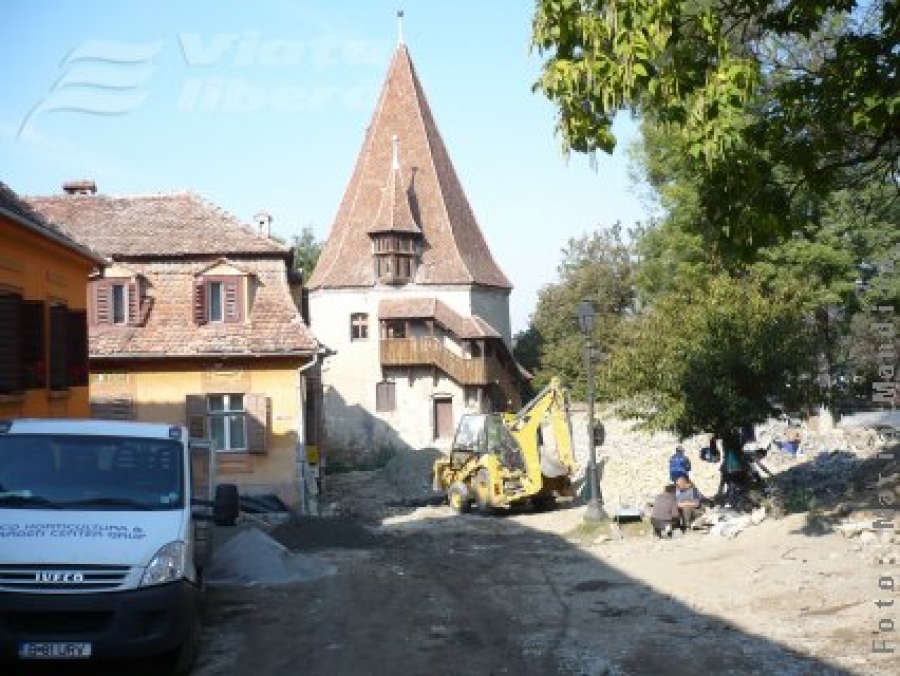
[208,393,247,452]
[208,281,224,323]
[193,276,244,325]
[111,283,128,324]
[351,313,369,341]
[92,278,148,327]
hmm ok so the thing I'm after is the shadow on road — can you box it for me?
[190,501,878,676]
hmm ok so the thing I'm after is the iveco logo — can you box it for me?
[35,571,85,584]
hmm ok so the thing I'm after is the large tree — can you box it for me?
[602,274,815,443]
[532,0,899,196]
[633,116,900,407]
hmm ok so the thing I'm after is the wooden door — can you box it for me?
[434,398,453,440]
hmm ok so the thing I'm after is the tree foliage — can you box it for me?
[635,118,900,405]
[291,227,323,281]
[602,274,815,439]
[533,0,900,194]
[526,0,900,435]
[527,225,638,398]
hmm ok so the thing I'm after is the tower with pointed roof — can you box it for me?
[308,33,523,461]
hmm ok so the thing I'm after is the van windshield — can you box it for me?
[0,435,184,511]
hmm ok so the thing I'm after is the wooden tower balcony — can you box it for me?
[380,337,519,407]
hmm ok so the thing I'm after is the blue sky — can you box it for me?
[0,0,652,335]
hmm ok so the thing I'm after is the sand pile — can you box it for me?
[206,525,336,585]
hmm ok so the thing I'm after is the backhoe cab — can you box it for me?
[432,377,576,513]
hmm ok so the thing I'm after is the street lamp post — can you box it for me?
[578,300,606,521]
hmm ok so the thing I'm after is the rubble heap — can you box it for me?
[571,408,894,519]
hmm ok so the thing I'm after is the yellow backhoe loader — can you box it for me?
[432,377,576,513]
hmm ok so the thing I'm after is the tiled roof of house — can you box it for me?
[90,261,318,358]
[308,44,511,290]
[25,190,317,358]
[379,297,500,340]
[25,191,288,258]
[0,181,103,263]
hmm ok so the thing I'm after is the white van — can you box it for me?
[0,418,237,674]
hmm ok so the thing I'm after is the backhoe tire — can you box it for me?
[531,492,556,513]
[474,470,494,515]
[448,483,471,514]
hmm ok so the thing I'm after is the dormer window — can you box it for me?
[91,275,151,327]
[373,233,418,285]
[194,275,245,325]
[368,136,421,286]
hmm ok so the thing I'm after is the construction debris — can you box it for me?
[693,508,756,538]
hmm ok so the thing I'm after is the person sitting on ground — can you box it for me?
[674,476,706,531]
[650,484,680,538]
[668,445,691,483]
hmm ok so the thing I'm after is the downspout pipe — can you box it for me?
[296,346,335,515]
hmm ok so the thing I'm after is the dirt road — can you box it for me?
[193,502,895,676]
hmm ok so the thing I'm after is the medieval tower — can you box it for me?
[307,34,522,462]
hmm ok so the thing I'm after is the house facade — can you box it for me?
[0,181,102,419]
[27,183,322,508]
[307,41,522,463]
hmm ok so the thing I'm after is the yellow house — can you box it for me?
[0,181,103,419]
[27,182,323,509]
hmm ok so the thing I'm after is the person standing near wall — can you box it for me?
[668,446,691,483]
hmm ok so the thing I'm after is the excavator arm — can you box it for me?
[504,377,575,495]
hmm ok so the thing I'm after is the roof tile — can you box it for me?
[25,192,317,357]
[26,192,288,258]
[308,45,511,290]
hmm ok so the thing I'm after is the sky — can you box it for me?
[0,0,653,335]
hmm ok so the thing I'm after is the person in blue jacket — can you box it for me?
[668,446,691,483]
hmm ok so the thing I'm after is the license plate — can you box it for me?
[18,642,92,659]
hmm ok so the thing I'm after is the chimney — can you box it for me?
[62,180,97,196]
[254,211,272,238]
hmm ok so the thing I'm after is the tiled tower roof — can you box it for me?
[308,44,511,290]
[367,136,421,236]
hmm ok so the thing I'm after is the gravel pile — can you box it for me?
[206,524,336,585]
[380,446,443,503]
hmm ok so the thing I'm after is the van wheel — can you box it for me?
[156,613,201,676]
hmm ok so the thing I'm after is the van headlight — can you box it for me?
[140,541,187,586]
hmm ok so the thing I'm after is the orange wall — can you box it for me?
[0,217,97,419]
[90,358,311,506]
